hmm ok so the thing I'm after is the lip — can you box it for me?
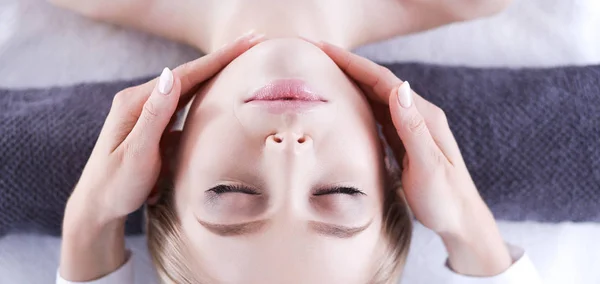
[245,79,327,114]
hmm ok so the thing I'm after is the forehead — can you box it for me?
[178,210,385,284]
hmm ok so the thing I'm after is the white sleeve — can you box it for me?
[444,244,542,284]
[56,252,134,284]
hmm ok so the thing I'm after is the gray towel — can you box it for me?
[1,64,599,236]
[0,78,148,236]
[387,63,600,222]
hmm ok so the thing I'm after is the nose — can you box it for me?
[266,132,313,154]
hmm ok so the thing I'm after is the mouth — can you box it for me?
[245,79,327,113]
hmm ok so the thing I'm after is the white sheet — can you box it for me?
[2,222,600,284]
[1,0,599,283]
[1,0,600,88]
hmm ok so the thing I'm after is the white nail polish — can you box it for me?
[249,33,266,44]
[397,81,412,108]
[158,67,173,95]
[242,29,256,38]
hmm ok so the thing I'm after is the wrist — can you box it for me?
[438,201,512,276]
[60,193,127,281]
[64,189,116,228]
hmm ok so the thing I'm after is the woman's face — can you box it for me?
[174,38,387,283]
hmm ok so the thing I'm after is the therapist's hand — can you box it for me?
[60,31,264,282]
[314,41,512,277]
[67,31,264,224]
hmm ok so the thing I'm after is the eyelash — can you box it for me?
[209,184,260,195]
[209,185,365,196]
[313,187,366,196]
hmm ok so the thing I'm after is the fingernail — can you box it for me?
[248,33,266,44]
[239,29,255,40]
[158,67,173,95]
[397,81,412,108]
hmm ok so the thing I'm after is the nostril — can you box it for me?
[268,133,310,144]
[272,134,283,143]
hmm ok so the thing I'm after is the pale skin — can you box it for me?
[49,0,512,52]
[55,0,514,282]
[60,34,267,280]
[61,38,511,282]
[315,42,512,276]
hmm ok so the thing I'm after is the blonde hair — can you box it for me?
[146,170,412,284]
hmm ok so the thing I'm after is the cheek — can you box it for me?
[180,112,257,171]
[310,196,369,223]
[202,194,268,222]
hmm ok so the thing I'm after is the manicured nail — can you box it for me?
[242,29,256,37]
[237,29,256,42]
[249,33,266,44]
[397,81,412,108]
[158,67,174,95]
[221,30,257,49]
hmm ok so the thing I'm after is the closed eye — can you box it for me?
[208,184,261,195]
[313,186,366,196]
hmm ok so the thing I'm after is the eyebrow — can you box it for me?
[196,218,373,239]
[197,219,268,237]
[308,219,373,239]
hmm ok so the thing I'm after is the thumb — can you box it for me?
[389,82,445,170]
[125,68,181,155]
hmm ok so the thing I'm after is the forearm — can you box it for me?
[60,194,127,281]
[439,201,512,276]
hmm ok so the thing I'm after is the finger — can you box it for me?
[98,31,264,151]
[381,118,407,170]
[351,63,460,164]
[124,68,181,155]
[177,32,265,98]
[316,41,462,163]
[148,130,182,205]
[411,94,463,165]
[318,41,401,104]
[390,81,447,169]
[98,86,147,152]
[361,84,406,169]
[132,30,266,101]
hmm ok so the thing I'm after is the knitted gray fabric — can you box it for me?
[387,63,600,222]
[1,64,599,237]
[0,78,148,236]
